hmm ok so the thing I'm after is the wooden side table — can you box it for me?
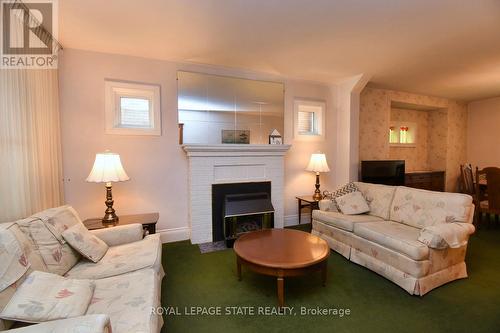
[83,213,159,235]
[296,196,320,224]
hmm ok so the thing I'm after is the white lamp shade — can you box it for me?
[86,152,130,183]
[306,153,330,173]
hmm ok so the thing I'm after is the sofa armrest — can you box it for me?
[90,224,143,246]
[318,199,337,212]
[418,222,475,249]
[5,314,111,333]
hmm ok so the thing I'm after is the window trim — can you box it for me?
[293,99,325,141]
[105,80,161,136]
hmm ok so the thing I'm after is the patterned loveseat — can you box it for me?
[312,182,475,295]
[0,205,164,332]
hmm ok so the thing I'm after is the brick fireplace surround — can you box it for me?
[183,144,291,244]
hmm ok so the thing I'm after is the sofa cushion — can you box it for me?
[313,220,431,277]
[0,271,94,323]
[335,191,370,215]
[0,223,46,331]
[0,227,30,292]
[31,206,83,245]
[7,224,47,272]
[353,221,429,260]
[390,186,473,229]
[312,210,383,232]
[87,268,160,333]
[16,217,80,275]
[65,234,162,279]
[354,182,396,220]
[62,223,108,263]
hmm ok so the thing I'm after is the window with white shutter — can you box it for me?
[120,97,151,128]
[294,99,325,140]
[105,80,161,135]
[298,110,316,135]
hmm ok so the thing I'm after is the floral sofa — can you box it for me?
[0,205,164,332]
[312,182,475,295]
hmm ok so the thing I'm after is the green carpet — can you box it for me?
[160,224,500,333]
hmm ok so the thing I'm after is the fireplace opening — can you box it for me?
[223,192,274,247]
[212,182,274,246]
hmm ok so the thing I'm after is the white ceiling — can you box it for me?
[58,0,500,102]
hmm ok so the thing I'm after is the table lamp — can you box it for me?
[306,152,330,201]
[86,151,130,223]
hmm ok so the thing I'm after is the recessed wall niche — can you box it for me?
[388,101,447,172]
[177,71,284,145]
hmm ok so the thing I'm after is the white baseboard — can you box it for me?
[284,213,311,227]
[157,215,311,243]
[157,227,190,243]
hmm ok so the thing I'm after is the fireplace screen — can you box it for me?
[223,192,274,247]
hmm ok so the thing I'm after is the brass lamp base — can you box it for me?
[102,182,119,223]
[312,172,322,201]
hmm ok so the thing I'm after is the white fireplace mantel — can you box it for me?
[182,144,291,244]
[182,144,291,156]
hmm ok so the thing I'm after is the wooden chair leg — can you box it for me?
[476,211,482,229]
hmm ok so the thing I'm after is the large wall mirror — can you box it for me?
[178,71,284,144]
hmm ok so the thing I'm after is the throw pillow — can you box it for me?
[335,191,370,215]
[62,224,108,263]
[0,271,94,323]
[323,182,359,212]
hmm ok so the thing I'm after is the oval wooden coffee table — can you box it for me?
[234,228,329,307]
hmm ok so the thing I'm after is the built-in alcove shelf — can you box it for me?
[389,121,417,147]
[388,100,447,173]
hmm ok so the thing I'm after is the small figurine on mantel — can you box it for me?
[269,129,282,144]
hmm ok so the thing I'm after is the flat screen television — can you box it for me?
[361,160,405,186]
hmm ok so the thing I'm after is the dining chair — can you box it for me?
[475,167,500,226]
[461,164,478,225]
[461,164,475,195]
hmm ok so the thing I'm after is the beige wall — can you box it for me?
[427,109,448,171]
[467,97,500,168]
[445,101,468,191]
[58,49,337,239]
[359,87,467,191]
[334,74,370,185]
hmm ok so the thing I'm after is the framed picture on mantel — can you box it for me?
[222,130,250,144]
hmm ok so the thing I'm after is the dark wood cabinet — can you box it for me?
[405,171,445,192]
